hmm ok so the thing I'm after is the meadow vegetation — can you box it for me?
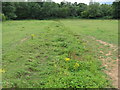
[2,19,118,88]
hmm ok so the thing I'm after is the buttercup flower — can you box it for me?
[31,34,35,39]
[0,69,5,73]
[65,58,70,61]
[31,34,35,37]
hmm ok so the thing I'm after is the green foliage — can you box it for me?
[2,2,17,19]
[100,4,113,17]
[28,2,42,19]
[112,1,120,19]
[2,1,117,20]
[14,2,30,19]
[81,11,89,18]
[0,13,6,21]
[77,3,88,16]
[88,3,101,18]
[58,7,70,18]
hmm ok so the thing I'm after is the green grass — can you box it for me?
[59,19,118,45]
[2,19,117,88]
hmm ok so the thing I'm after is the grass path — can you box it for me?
[80,35,118,88]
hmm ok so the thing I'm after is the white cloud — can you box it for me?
[52,0,115,4]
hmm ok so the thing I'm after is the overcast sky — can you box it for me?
[52,0,115,4]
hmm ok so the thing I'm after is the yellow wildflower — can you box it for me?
[74,63,80,68]
[0,69,5,73]
[31,34,35,37]
[65,58,70,61]
[31,34,35,39]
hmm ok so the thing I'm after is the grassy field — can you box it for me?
[60,19,118,45]
[2,19,118,88]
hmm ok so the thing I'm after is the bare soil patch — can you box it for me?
[20,37,29,43]
[86,36,118,88]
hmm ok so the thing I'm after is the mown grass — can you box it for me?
[2,19,117,88]
[60,19,118,45]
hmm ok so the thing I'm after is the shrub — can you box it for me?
[102,16,113,19]
[0,13,6,21]
[81,11,89,18]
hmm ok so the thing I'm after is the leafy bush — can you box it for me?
[102,16,113,19]
[81,11,89,18]
[0,13,6,21]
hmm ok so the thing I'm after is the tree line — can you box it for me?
[1,1,120,20]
